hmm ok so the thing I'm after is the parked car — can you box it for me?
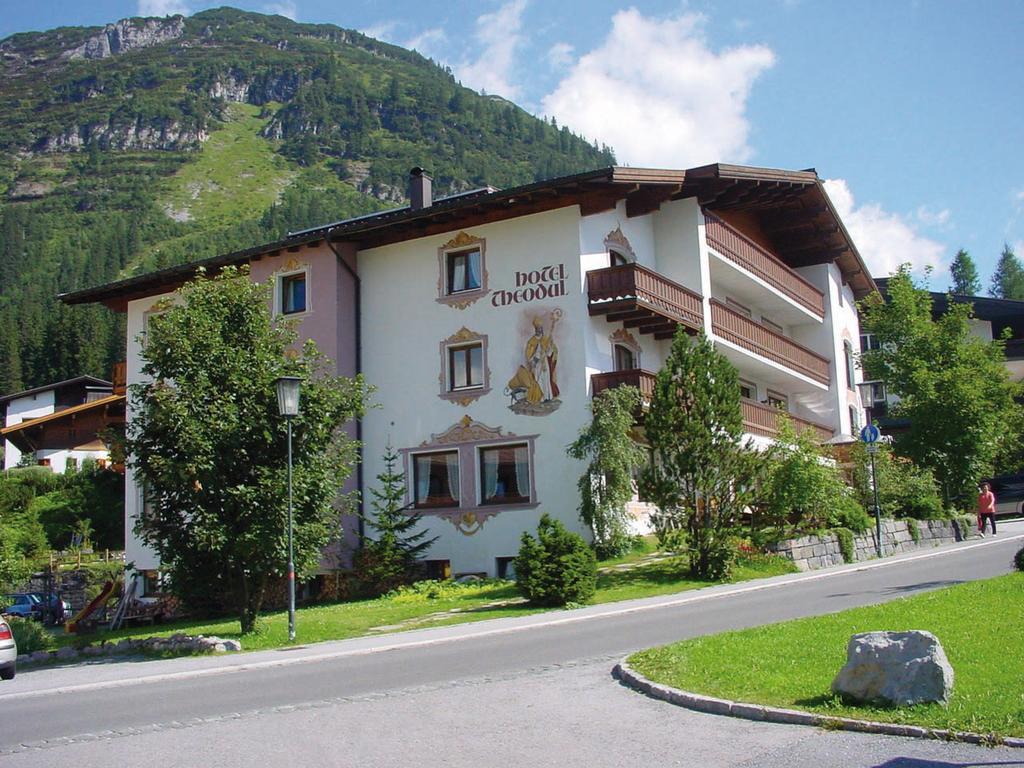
[2,594,41,620]
[27,593,71,624]
[0,617,16,680]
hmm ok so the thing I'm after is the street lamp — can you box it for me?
[856,381,884,558]
[274,375,302,642]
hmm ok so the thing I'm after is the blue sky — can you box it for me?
[2,0,1022,288]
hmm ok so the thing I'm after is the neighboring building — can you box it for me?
[61,164,875,586]
[860,279,1024,428]
[1,368,125,472]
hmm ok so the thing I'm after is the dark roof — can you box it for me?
[60,163,876,308]
[0,376,112,406]
[874,277,1024,323]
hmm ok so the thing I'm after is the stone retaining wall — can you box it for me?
[767,518,979,571]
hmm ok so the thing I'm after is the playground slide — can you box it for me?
[65,579,118,634]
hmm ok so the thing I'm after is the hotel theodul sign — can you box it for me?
[491,264,567,307]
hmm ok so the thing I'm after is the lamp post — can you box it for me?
[856,382,883,557]
[274,375,302,642]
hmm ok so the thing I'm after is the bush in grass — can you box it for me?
[7,616,54,654]
[1014,546,1024,573]
[514,514,596,606]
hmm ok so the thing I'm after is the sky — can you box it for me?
[2,0,1022,289]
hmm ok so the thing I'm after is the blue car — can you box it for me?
[2,593,42,620]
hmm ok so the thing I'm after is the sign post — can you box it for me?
[860,425,883,557]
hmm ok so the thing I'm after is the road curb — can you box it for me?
[612,658,1024,749]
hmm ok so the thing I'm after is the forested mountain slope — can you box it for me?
[0,7,614,391]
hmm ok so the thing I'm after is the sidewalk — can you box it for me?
[3,520,1021,701]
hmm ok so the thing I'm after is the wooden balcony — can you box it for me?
[710,299,830,386]
[704,211,825,318]
[587,263,703,340]
[742,398,833,442]
[590,369,657,402]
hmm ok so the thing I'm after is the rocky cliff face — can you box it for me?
[63,16,186,60]
[36,119,207,153]
[207,70,302,105]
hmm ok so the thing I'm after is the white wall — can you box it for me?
[3,391,56,469]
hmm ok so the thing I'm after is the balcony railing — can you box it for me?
[587,263,703,339]
[590,369,657,402]
[703,211,825,318]
[741,399,833,442]
[710,299,830,386]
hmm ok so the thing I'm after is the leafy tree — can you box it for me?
[758,418,869,541]
[639,330,764,580]
[355,444,438,596]
[989,243,1024,299]
[567,386,646,559]
[513,514,596,606]
[126,267,368,633]
[949,248,981,295]
[860,266,1021,507]
[849,440,943,520]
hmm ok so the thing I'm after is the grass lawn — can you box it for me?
[58,551,795,654]
[629,573,1024,738]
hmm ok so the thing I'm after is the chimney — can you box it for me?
[409,167,433,210]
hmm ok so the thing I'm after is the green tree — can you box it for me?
[949,248,981,295]
[567,386,646,559]
[639,330,763,580]
[860,266,1021,507]
[355,444,438,596]
[989,243,1024,299]
[125,267,368,633]
[513,514,596,606]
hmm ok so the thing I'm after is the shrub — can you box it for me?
[1013,546,1024,573]
[851,442,943,520]
[907,518,921,544]
[834,527,855,563]
[7,616,54,654]
[514,514,596,606]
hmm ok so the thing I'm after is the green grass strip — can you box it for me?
[629,573,1024,737]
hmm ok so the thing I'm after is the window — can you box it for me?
[766,390,788,410]
[446,248,482,294]
[726,297,752,318]
[738,379,756,400]
[37,458,50,467]
[843,340,856,390]
[281,272,307,315]
[496,557,516,579]
[142,570,163,597]
[860,333,880,353]
[480,444,531,505]
[66,457,78,472]
[609,249,629,267]
[761,316,783,334]
[613,344,635,371]
[849,406,860,432]
[413,451,460,508]
[448,343,484,390]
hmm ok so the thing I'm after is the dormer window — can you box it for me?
[447,248,482,294]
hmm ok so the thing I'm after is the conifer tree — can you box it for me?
[989,243,1024,299]
[948,248,981,295]
[357,444,438,594]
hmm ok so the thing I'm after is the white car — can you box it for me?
[0,618,16,680]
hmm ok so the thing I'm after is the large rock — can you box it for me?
[832,630,953,706]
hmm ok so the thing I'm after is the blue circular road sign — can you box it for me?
[860,424,881,443]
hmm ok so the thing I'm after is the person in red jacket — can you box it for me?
[977,482,997,535]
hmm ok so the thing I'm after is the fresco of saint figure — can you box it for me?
[506,309,561,415]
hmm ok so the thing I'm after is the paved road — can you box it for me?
[2,525,1022,767]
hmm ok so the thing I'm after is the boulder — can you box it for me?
[832,630,953,706]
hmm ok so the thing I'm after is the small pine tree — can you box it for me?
[356,444,438,595]
[948,248,981,296]
[989,243,1024,299]
[513,514,596,606]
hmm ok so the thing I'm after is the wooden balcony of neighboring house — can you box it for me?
[741,398,833,442]
[703,211,825,319]
[590,368,657,422]
[587,263,703,340]
[710,299,831,386]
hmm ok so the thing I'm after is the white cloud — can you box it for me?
[456,0,528,100]
[547,42,574,69]
[915,205,951,228]
[824,179,947,278]
[138,0,190,16]
[405,27,448,57]
[360,21,398,42]
[540,9,775,167]
[262,1,297,20]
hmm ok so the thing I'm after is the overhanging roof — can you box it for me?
[59,163,876,309]
[0,376,112,406]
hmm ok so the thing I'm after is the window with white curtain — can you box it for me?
[412,451,460,508]
[479,444,530,505]
[446,248,482,294]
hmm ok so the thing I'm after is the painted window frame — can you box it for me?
[478,442,532,506]
[608,328,642,371]
[411,449,461,509]
[274,264,311,318]
[438,328,491,405]
[843,339,856,390]
[436,232,489,309]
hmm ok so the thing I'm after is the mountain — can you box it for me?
[0,7,615,392]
